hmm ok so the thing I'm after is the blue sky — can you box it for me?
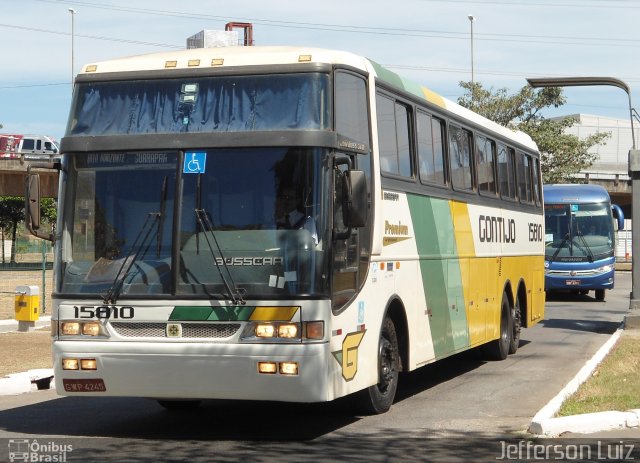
[2,0,640,142]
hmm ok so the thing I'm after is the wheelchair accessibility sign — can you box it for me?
[184,152,206,174]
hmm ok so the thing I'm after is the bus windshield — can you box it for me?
[544,202,614,262]
[67,73,330,136]
[61,148,331,300]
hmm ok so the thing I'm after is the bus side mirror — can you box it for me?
[612,204,625,231]
[26,174,42,232]
[342,170,367,228]
[25,162,59,242]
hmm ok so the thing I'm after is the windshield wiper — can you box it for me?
[103,212,160,304]
[549,232,571,263]
[194,209,246,305]
[574,231,595,263]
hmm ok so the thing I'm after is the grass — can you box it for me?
[558,333,640,416]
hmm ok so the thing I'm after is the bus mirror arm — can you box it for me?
[612,204,625,231]
[25,161,60,242]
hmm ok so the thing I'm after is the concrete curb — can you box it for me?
[528,326,638,436]
[0,369,55,395]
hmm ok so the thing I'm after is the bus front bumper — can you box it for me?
[545,269,614,291]
[53,340,331,403]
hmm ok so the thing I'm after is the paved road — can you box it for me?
[0,273,636,462]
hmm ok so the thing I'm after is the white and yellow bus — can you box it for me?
[27,46,545,413]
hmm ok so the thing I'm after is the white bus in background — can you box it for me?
[0,134,60,160]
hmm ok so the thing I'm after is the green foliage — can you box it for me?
[0,196,26,231]
[0,196,57,263]
[457,81,611,184]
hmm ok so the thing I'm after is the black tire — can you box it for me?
[508,296,521,355]
[354,316,400,414]
[157,400,202,410]
[484,291,512,361]
[595,289,605,301]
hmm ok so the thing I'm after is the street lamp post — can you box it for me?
[526,76,640,316]
[468,15,475,87]
[68,8,77,90]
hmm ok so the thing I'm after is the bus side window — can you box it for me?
[517,151,534,204]
[335,71,370,146]
[417,111,446,186]
[376,93,412,178]
[448,124,473,191]
[532,158,542,206]
[476,134,497,196]
[498,144,517,200]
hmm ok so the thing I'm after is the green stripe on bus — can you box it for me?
[407,195,470,357]
[370,60,445,107]
[169,306,255,321]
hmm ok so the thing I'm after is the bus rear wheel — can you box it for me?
[354,316,399,414]
[484,291,512,361]
[508,296,521,355]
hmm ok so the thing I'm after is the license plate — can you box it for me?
[63,378,106,392]
[565,280,581,286]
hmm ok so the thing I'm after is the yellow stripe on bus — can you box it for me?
[449,201,485,345]
[249,306,299,321]
[421,86,446,109]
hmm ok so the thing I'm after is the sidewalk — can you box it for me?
[528,318,640,438]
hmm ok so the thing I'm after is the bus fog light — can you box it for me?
[279,362,299,375]
[255,324,275,338]
[61,322,81,336]
[305,321,324,340]
[257,362,277,374]
[80,359,97,370]
[62,358,79,370]
[82,322,100,336]
[278,323,299,338]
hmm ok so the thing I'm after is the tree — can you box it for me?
[0,197,27,263]
[457,82,610,184]
[0,196,56,264]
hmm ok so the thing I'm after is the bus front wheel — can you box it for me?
[354,316,399,414]
[595,289,605,301]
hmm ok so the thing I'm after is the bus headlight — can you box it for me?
[82,322,101,336]
[62,358,79,370]
[595,264,613,274]
[242,321,324,342]
[60,321,106,337]
[61,322,81,336]
[278,323,298,338]
[255,324,276,338]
